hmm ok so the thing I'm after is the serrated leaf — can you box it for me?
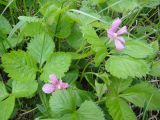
[77,101,105,120]
[40,52,71,81]
[150,61,160,77]
[0,81,9,101]
[95,81,107,99]
[0,96,15,120]
[107,0,140,13]
[109,77,133,94]
[0,15,12,35]
[149,41,159,59]
[123,40,153,58]
[2,50,37,81]
[49,89,76,118]
[106,95,136,120]
[12,80,38,98]
[121,82,160,110]
[27,33,55,66]
[81,25,107,66]
[20,22,45,37]
[105,56,149,79]
[74,89,92,107]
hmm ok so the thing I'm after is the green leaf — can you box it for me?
[121,82,160,110]
[94,50,108,67]
[123,40,153,58]
[20,22,45,37]
[0,96,15,120]
[63,70,79,84]
[95,81,107,99]
[77,101,105,120]
[109,77,133,94]
[149,41,159,59]
[106,95,136,120]
[18,16,42,22]
[74,89,92,107]
[67,24,85,49]
[2,50,37,81]
[150,61,160,77]
[55,13,74,38]
[105,56,150,79]
[98,72,111,85]
[107,0,140,13]
[81,25,107,66]
[27,33,55,66]
[12,80,38,98]
[0,15,12,35]
[139,0,160,8]
[40,52,71,81]
[0,81,9,101]
[49,89,76,118]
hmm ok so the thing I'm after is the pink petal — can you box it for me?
[110,18,122,32]
[56,80,69,90]
[117,36,125,44]
[42,84,56,94]
[60,82,69,89]
[49,74,59,85]
[114,39,125,50]
[117,26,127,35]
[107,29,115,40]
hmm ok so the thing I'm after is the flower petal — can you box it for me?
[114,39,125,50]
[49,74,59,84]
[107,29,115,40]
[60,82,69,89]
[117,26,127,35]
[56,80,69,90]
[42,84,56,93]
[110,18,122,32]
[117,36,125,44]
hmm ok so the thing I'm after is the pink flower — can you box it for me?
[42,74,69,94]
[107,18,127,50]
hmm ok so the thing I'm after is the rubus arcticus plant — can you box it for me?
[0,0,160,120]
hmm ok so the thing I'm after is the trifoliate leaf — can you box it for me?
[49,89,76,118]
[150,61,160,77]
[2,50,37,81]
[105,56,150,79]
[40,52,71,81]
[123,40,153,58]
[77,101,105,120]
[12,80,38,98]
[0,15,12,35]
[0,81,8,101]
[106,95,136,120]
[121,82,160,110]
[27,33,55,66]
[0,96,15,120]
